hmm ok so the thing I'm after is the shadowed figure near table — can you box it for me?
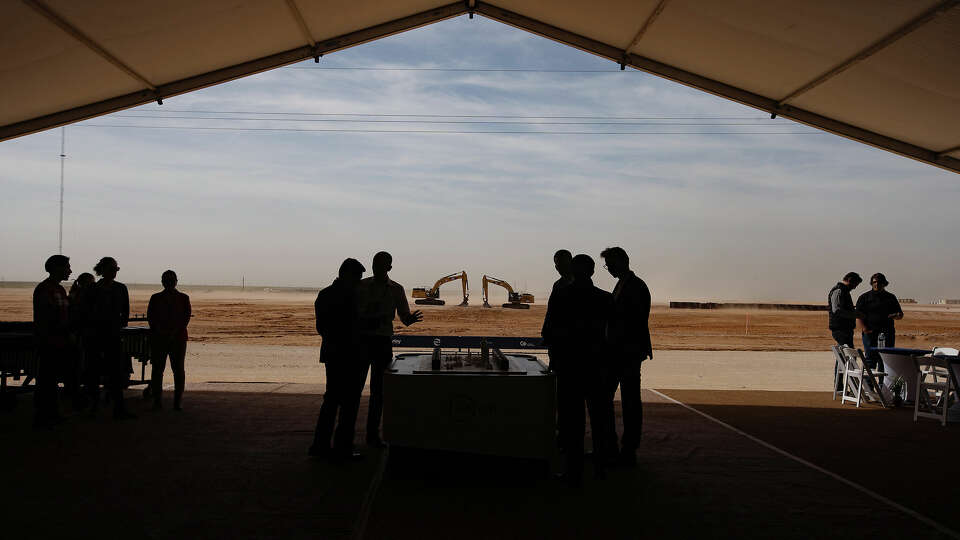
[310,258,367,461]
[148,270,191,411]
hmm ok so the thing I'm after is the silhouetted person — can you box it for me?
[90,257,134,420]
[828,272,862,347]
[601,246,652,467]
[541,249,573,449]
[33,255,72,428]
[357,251,422,447]
[148,270,191,411]
[310,258,366,460]
[856,272,903,371]
[543,254,612,486]
[66,272,95,409]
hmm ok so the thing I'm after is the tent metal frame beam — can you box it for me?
[2,0,957,174]
[22,0,157,92]
[473,1,959,174]
[624,0,669,54]
[0,2,466,142]
[284,0,317,49]
[778,0,959,106]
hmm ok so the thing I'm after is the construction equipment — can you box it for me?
[412,271,469,306]
[481,275,534,309]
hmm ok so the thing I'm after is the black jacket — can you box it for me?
[540,275,573,348]
[607,271,653,361]
[856,289,903,333]
[541,277,612,367]
[828,282,858,331]
[315,278,358,363]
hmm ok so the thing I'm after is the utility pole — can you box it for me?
[58,127,66,254]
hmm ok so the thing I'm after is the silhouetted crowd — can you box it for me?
[31,255,191,428]
[828,271,904,376]
[541,248,651,486]
[310,251,422,461]
[311,248,652,487]
[30,248,653,487]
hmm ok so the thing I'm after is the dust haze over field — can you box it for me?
[1,18,959,303]
[3,285,960,352]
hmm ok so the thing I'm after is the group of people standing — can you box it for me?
[828,271,904,370]
[542,247,652,486]
[32,255,191,428]
[309,248,652,483]
[310,251,422,461]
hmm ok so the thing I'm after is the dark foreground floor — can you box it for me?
[1,386,957,539]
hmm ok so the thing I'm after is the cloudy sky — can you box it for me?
[1,16,958,303]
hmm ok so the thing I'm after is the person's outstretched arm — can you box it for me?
[395,286,423,326]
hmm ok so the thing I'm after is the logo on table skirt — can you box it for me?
[449,394,497,423]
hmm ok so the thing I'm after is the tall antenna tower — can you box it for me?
[58,127,66,254]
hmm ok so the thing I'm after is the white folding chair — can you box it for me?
[914,354,958,426]
[831,345,845,400]
[839,346,889,408]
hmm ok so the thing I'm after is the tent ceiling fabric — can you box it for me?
[1,0,957,172]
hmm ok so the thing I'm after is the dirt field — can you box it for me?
[2,284,960,351]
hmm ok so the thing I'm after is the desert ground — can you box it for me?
[5,283,960,538]
[3,283,960,391]
[3,283,959,351]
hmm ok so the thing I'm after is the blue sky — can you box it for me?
[1,15,958,302]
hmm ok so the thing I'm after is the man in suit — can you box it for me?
[147,270,192,411]
[311,258,367,460]
[541,249,573,449]
[33,254,72,428]
[542,254,613,486]
[601,246,652,467]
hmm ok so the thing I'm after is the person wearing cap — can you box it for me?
[828,272,863,347]
[90,256,134,420]
[855,272,903,370]
[147,270,191,411]
[310,258,367,461]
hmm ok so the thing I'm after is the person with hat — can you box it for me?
[855,272,903,370]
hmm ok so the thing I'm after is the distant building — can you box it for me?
[899,298,917,304]
[934,299,960,305]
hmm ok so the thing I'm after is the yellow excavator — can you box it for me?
[481,275,535,309]
[412,271,469,306]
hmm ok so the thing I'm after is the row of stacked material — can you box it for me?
[668,302,828,311]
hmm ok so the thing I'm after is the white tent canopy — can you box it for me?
[2,0,958,173]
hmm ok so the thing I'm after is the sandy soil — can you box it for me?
[3,284,959,351]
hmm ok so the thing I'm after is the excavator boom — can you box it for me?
[413,271,469,306]
[481,275,534,309]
